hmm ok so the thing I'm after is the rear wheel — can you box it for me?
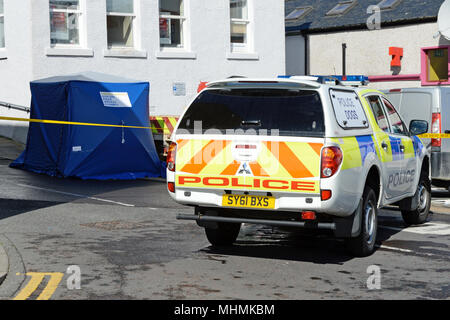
[347,186,378,257]
[401,173,431,225]
[205,222,241,246]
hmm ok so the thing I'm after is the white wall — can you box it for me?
[0,0,286,142]
[308,22,450,90]
[285,34,305,76]
[0,0,33,143]
[309,23,450,89]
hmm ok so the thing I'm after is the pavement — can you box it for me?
[0,137,22,287]
[0,240,7,285]
[0,136,448,300]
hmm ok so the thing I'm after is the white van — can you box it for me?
[385,87,450,190]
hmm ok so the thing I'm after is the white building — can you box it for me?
[0,0,286,143]
[285,0,450,90]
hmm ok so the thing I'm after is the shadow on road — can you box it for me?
[200,213,411,264]
[0,198,63,220]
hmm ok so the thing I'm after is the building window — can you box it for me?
[286,6,313,21]
[49,0,82,46]
[421,46,450,86]
[326,1,357,16]
[159,0,185,49]
[106,0,135,48]
[230,0,249,51]
[0,0,4,48]
[376,0,401,10]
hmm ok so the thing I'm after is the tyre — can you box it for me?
[401,173,431,225]
[205,222,241,246]
[347,186,378,257]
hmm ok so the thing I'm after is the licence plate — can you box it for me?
[222,194,275,209]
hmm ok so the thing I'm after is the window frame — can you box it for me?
[159,0,186,50]
[0,0,5,49]
[230,0,252,53]
[420,45,450,86]
[381,96,408,136]
[326,0,357,16]
[106,0,137,49]
[49,0,85,48]
[366,94,391,134]
[376,0,402,11]
[329,88,369,130]
[286,6,313,21]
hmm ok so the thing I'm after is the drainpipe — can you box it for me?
[342,43,347,79]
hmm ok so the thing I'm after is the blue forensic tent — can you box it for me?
[11,72,164,180]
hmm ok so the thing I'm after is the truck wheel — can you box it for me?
[205,222,241,246]
[347,186,378,257]
[401,173,431,225]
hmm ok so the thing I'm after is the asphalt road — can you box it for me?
[0,137,448,300]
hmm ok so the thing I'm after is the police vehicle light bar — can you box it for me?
[278,75,369,86]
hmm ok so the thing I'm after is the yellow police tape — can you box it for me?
[0,115,152,129]
[0,115,449,138]
[417,133,450,139]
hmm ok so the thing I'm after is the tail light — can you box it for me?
[431,113,441,148]
[167,142,177,172]
[321,147,343,178]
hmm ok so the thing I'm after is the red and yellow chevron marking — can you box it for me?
[175,139,322,193]
[150,116,179,135]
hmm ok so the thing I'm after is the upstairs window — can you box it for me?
[326,1,357,16]
[286,6,312,21]
[230,0,249,51]
[49,0,81,46]
[159,0,185,49]
[0,0,4,48]
[376,0,401,10]
[106,0,135,48]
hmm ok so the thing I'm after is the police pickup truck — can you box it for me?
[167,76,430,256]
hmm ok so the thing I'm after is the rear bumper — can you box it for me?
[177,214,336,230]
[177,199,363,238]
[431,151,450,182]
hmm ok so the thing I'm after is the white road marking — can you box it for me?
[16,184,135,207]
[376,245,436,257]
[379,222,450,236]
[376,245,413,253]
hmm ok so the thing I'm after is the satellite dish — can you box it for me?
[438,0,450,40]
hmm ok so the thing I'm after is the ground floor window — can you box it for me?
[159,0,185,49]
[106,0,135,48]
[0,0,4,48]
[230,0,250,52]
[49,0,81,46]
[421,46,450,85]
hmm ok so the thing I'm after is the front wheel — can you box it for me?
[205,222,241,246]
[401,174,431,225]
[347,186,378,257]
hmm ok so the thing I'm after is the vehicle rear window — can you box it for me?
[177,89,325,137]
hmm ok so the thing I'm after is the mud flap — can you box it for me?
[333,198,363,238]
[396,188,420,212]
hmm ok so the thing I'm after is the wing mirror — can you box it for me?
[409,120,428,136]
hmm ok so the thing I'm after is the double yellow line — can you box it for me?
[0,115,152,129]
[13,272,64,300]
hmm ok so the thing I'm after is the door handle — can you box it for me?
[381,142,388,151]
[400,144,405,152]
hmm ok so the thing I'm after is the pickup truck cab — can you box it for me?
[167,77,430,256]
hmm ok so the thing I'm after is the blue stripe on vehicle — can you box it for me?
[413,136,423,157]
[389,136,403,161]
[356,135,376,165]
